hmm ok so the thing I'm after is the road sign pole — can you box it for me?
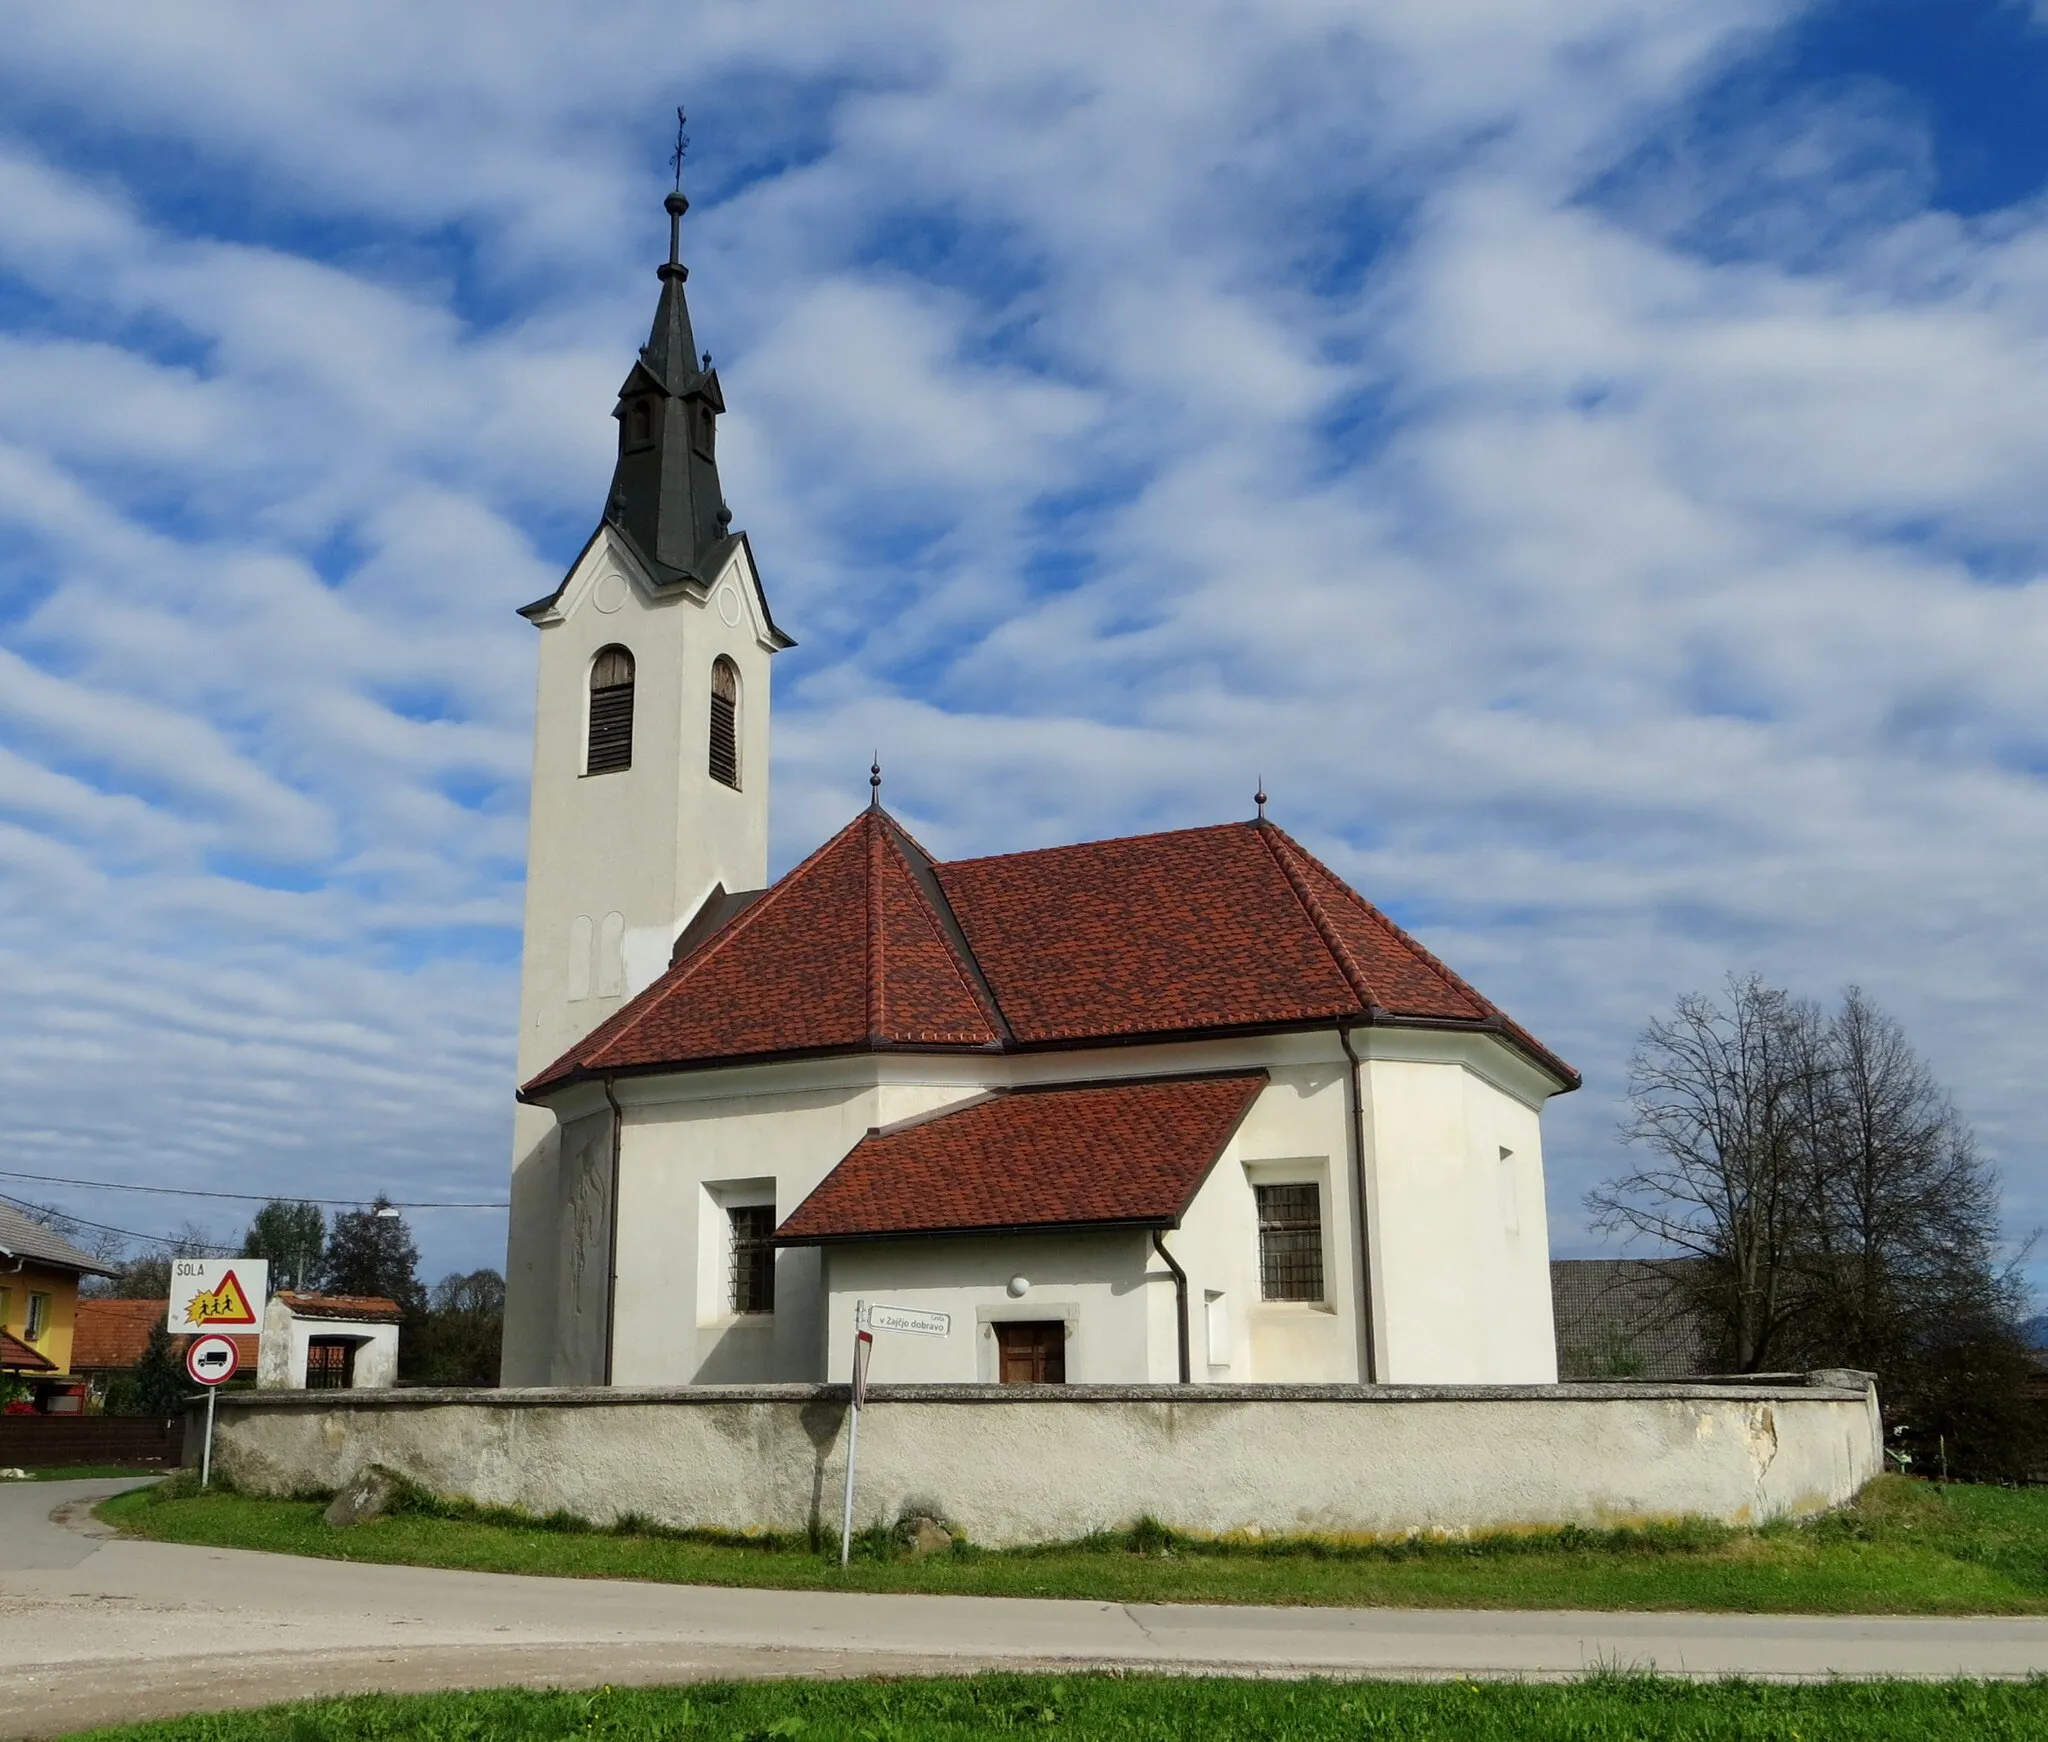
[202,1384,217,1489]
[839,1301,866,1568]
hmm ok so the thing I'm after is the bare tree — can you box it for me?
[1589,975,1821,1370]
[1593,977,2033,1475]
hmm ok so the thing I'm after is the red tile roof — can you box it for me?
[526,810,1576,1094]
[1,1329,56,1372]
[277,1292,404,1323]
[72,1299,260,1371]
[776,1071,1269,1243]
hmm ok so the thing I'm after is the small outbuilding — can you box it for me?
[258,1292,403,1390]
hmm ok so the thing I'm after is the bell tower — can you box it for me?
[500,178,795,1384]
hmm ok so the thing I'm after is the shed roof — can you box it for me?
[1550,1258,1713,1381]
[275,1292,404,1323]
[776,1070,1268,1244]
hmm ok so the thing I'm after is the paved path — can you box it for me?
[8,1478,2048,1737]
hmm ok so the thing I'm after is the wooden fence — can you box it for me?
[0,1415,183,1468]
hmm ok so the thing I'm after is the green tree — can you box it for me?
[318,1196,425,1314]
[242,1199,326,1292]
[109,1321,190,1418]
[413,1268,506,1386]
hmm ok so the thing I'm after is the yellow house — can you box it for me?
[1,1202,115,1410]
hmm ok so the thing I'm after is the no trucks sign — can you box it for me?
[168,1258,269,1336]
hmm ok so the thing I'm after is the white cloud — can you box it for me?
[0,0,2044,1292]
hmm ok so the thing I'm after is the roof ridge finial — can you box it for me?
[870,754,882,810]
[663,106,690,278]
[1255,778,1268,822]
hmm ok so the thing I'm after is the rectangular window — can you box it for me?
[1255,1183,1324,1302]
[24,1291,51,1341]
[0,1288,10,1330]
[729,1204,775,1314]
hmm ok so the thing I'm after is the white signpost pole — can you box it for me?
[184,1334,240,1487]
[839,1301,872,1567]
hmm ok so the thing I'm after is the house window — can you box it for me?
[24,1292,50,1341]
[1255,1183,1324,1302]
[587,645,635,775]
[305,1339,356,1389]
[708,657,740,788]
[728,1205,774,1314]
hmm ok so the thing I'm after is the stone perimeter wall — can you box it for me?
[197,1377,1882,1545]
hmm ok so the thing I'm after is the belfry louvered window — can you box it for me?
[1255,1182,1324,1302]
[586,645,635,775]
[709,656,740,788]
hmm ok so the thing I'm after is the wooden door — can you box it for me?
[995,1321,1066,1384]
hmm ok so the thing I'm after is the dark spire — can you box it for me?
[601,159,735,586]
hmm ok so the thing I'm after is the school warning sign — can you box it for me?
[168,1258,270,1335]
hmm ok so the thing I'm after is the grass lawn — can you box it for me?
[62,1674,2048,1741]
[98,1474,2048,1615]
[7,1464,168,1482]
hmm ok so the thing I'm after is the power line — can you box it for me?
[0,1167,505,1210]
[0,1190,238,1256]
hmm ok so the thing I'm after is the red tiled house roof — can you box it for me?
[276,1293,404,1322]
[777,1072,1268,1243]
[525,809,1576,1095]
[72,1299,259,1371]
[1,1329,56,1372]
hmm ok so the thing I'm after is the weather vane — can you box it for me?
[670,106,690,191]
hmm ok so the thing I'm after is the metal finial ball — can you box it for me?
[870,758,882,791]
[716,501,732,528]
[1255,782,1268,819]
[702,351,712,369]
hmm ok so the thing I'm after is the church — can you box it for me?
[500,189,1580,1392]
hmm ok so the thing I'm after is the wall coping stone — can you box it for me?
[211,1372,1874,1411]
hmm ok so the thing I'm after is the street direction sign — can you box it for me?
[866,1304,951,1338]
[169,1258,269,1336]
[185,1335,240,1387]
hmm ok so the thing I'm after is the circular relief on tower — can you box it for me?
[716,580,744,628]
[592,571,629,614]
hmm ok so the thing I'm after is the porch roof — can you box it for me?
[775,1069,1267,1245]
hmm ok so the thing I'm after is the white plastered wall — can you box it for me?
[533,1027,1567,1389]
[503,526,782,1385]
[1359,1031,1560,1384]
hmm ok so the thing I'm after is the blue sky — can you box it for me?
[0,1,2044,1289]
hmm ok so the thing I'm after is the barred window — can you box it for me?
[729,1204,774,1314]
[1255,1182,1324,1302]
[587,645,635,775]
[709,656,740,789]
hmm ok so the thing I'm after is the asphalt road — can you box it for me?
[7,1477,2048,1737]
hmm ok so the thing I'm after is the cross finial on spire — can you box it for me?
[662,108,691,276]
[1255,778,1268,821]
[670,106,689,191]
[870,755,882,809]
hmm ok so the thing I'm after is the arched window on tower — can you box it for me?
[627,398,653,448]
[709,657,740,789]
[587,646,635,775]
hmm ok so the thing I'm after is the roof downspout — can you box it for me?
[1338,1026,1379,1384]
[601,1076,624,1388]
[1151,1229,1191,1384]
